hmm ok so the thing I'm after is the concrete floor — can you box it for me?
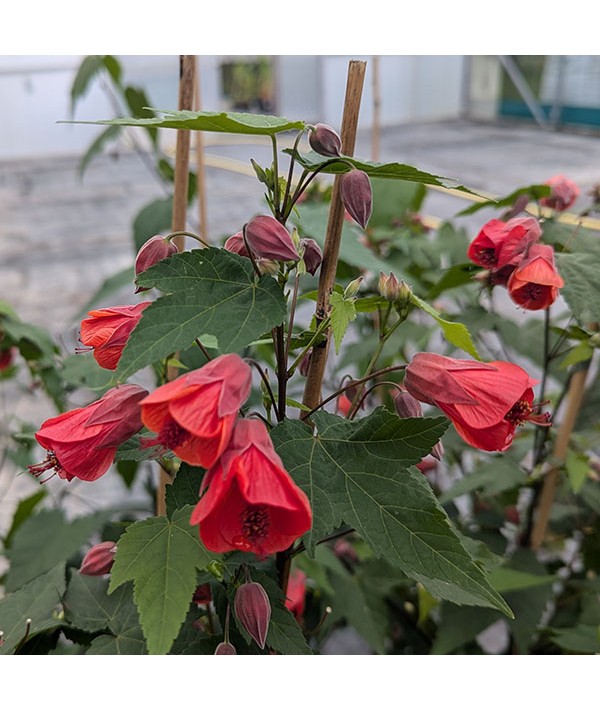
[1,117,600,535]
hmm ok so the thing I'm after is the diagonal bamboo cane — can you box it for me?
[301,60,367,416]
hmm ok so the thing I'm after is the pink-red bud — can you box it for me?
[300,238,323,275]
[393,390,423,419]
[245,215,299,262]
[341,169,373,229]
[214,641,237,655]
[224,231,250,257]
[234,581,271,649]
[79,541,116,576]
[309,123,342,157]
[134,235,179,292]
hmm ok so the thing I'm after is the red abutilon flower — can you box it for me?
[141,353,252,468]
[285,568,307,622]
[467,216,541,271]
[134,235,179,292]
[403,353,550,452]
[507,243,565,311]
[79,541,117,576]
[28,384,148,482]
[190,418,312,556]
[79,302,151,370]
[540,174,580,212]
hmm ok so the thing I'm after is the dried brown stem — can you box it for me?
[301,60,367,416]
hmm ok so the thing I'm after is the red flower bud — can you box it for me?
[224,231,249,257]
[309,123,342,157]
[0,347,15,371]
[141,353,252,469]
[404,353,550,452]
[341,170,373,229]
[214,641,237,655]
[337,394,353,417]
[245,215,299,262]
[79,541,117,576]
[234,581,271,649]
[28,384,148,482]
[393,390,423,419]
[300,238,323,275]
[134,235,179,292]
[540,174,580,212]
[79,302,151,370]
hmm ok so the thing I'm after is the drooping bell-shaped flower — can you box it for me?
[79,302,151,370]
[141,353,252,468]
[190,418,312,556]
[507,243,564,311]
[404,353,550,452]
[28,384,148,482]
[540,174,580,212]
[300,238,323,275]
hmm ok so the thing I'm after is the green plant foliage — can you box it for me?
[2,490,46,549]
[4,510,112,593]
[0,563,66,655]
[410,294,480,359]
[64,572,146,654]
[556,251,600,323]
[132,198,174,252]
[330,291,357,354]
[77,109,306,136]
[272,409,510,615]
[108,506,215,655]
[457,184,551,216]
[288,150,479,194]
[116,248,287,380]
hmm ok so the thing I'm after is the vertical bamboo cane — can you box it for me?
[301,60,367,414]
[156,55,196,517]
[529,365,590,550]
[371,56,381,162]
[195,57,209,241]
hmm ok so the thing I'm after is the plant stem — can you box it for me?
[282,130,305,217]
[305,364,407,418]
[301,60,367,416]
[285,274,301,364]
[287,316,331,377]
[194,338,212,361]
[166,230,210,248]
[271,134,281,218]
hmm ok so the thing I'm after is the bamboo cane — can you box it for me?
[529,365,590,550]
[156,55,196,517]
[301,60,367,414]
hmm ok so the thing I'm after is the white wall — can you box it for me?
[0,55,466,160]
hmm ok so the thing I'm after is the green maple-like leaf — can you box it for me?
[66,108,305,136]
[115,248,286,380]
[271,409,511,615]
[108,506,217,655]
